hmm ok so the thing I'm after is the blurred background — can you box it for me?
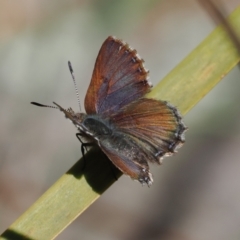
[0,0,240,239]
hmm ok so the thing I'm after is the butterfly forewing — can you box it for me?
[84,36,151,115]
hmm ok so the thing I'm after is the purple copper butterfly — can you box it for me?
[32,36,187,186]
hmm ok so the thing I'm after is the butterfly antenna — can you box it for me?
[68,61,81,112]
[31,102,58,109]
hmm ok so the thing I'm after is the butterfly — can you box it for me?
[32,36,187,186]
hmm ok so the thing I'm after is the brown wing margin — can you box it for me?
[84,36,152,115]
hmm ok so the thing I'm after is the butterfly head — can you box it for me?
[52,102,86,131]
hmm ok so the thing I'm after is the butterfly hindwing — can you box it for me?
[84,36,151,115]
[99,130,153,185]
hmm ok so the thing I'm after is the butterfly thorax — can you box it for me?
[74,114,113,141]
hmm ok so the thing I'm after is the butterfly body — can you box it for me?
[33,36,187,186]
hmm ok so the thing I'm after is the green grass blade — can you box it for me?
[147,8,240,114]
[1,6,240,240]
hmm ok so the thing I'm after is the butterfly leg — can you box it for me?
[76,133,94,170]
[76,133,85,155]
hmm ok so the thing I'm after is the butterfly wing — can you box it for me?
[96,98,186,185]
[111,98,187,163]
[98,130,154,186]
[84,36,151,115]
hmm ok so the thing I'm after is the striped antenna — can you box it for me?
[31,102,58,109]
[68,61,81,112]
